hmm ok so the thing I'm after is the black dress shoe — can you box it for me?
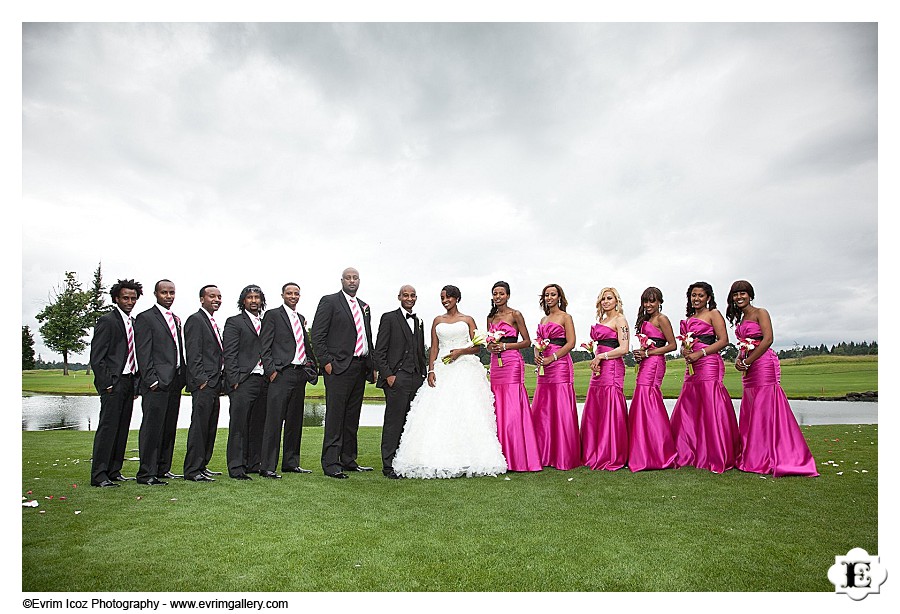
[138,477,168,486]
[230,474,252,480]
[93,479,120,488]
[346,465,373,472]
[282,467,313,474]
[158,472,182,479]
[203,469,223,476]
[188,474,215,482]
[385,471,402,479]
[259,471,282,479]
[110,475,134,481]
[325,472,349,479]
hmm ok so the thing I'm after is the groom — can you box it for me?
[373,285,426,479]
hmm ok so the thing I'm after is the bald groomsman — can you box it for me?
[183,285,225,482]
[223,284,269,480]
[258,282,318,479]
[312,267,376,479]
[90,279,143,487]
[135,279,186,485]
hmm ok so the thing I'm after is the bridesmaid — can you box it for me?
[532,283,580,470]
[669,281,741,473]
[727,280,818,477]
[628,287,678,472]
[580,287,629,470]
[486,281,542,472]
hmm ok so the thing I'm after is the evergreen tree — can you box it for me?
[35,272,93,376]
[22,325,36,370]
[87,262,111,324]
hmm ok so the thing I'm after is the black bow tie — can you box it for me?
[406,313,416,319]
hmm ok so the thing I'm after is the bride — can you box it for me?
[393,285,508,479]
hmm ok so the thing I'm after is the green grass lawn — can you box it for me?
[22,425,876,592]
[22,355,877,401]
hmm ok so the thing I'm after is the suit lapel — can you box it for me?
[242,311,258,336]
[397,308,413,344]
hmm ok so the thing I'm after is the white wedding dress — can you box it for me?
[393,321,508,479]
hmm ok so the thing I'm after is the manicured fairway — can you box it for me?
[22,425,876,592]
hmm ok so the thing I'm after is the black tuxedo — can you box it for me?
[223,311,268,476]
[373,308,426,473]
[311,291,375,474]
[89,309,138,485]
[134,305,186,481]
[259,306,318,472]
[182,308,224,478]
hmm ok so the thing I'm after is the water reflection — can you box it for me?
[22,394,878,432]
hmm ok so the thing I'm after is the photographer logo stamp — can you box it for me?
[827,547,887,600]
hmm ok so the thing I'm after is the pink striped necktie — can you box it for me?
[252,316,261,335]
[349,298,365,356]
[210,316,223,349]
[125,317,135,374]
[165,311,178,345]
[292,312,307,364]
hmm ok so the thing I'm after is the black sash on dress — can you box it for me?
[499,336,518,343]
[595,338,620,349]
[694,334,717,345]
[745,334,764,341]
[649,336,668,348]
[547,337,568,346]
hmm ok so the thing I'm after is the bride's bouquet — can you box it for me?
[442,329,488,364]
[533,337,550,376]
[485,329,506,367]
[676,331,695,376]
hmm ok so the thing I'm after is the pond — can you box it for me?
[21,394,877,432]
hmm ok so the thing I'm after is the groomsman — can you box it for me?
[373,285,426,479]
[134,279,186,485]
[223,284,269,480]
[183,285,225,482]
[312,267,376,479]
[89,279,143,487]
[258,282,318,479]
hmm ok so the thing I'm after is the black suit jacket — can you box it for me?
[184,308,224,392]
[135,305,186,394]
[259,306,317,377]
[90,309,135,393]
[311,291,375,378]
[373,308,426,389]
[223,311,264,387]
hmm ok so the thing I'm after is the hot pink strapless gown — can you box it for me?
[627,321,677,472]
[531,321,580,470]
[580,324,627,470]
[670,318,741,473]
[489,321,541,472]
[735,321,818,477]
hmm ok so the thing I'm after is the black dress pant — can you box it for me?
[227,374,267,476]
[90,374,135,484]
[260,366,308,472]
[380,371,424,473]
[137,374,184,481]
[321,358,367,474]
[183,383,221,478]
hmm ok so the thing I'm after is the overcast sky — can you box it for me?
[21,22,877,360]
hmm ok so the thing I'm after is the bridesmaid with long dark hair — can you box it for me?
[486,281,541,472]
[726,280,818,477]
[628,287,678,471]
[580,287,629,470]
[531,283,580,470]
[669,281,741,473]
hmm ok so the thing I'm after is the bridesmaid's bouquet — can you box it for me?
[633,333,655,376]
[676,331,695,376]
[736,337,760,378]
[533,337,550,376]
[485,329,506,367]
[442,329,488,364]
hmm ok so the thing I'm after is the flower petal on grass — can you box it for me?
[836,472,844,475]
[567,478,574,482]
[74,511,81,515]
[23,500,38,508]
